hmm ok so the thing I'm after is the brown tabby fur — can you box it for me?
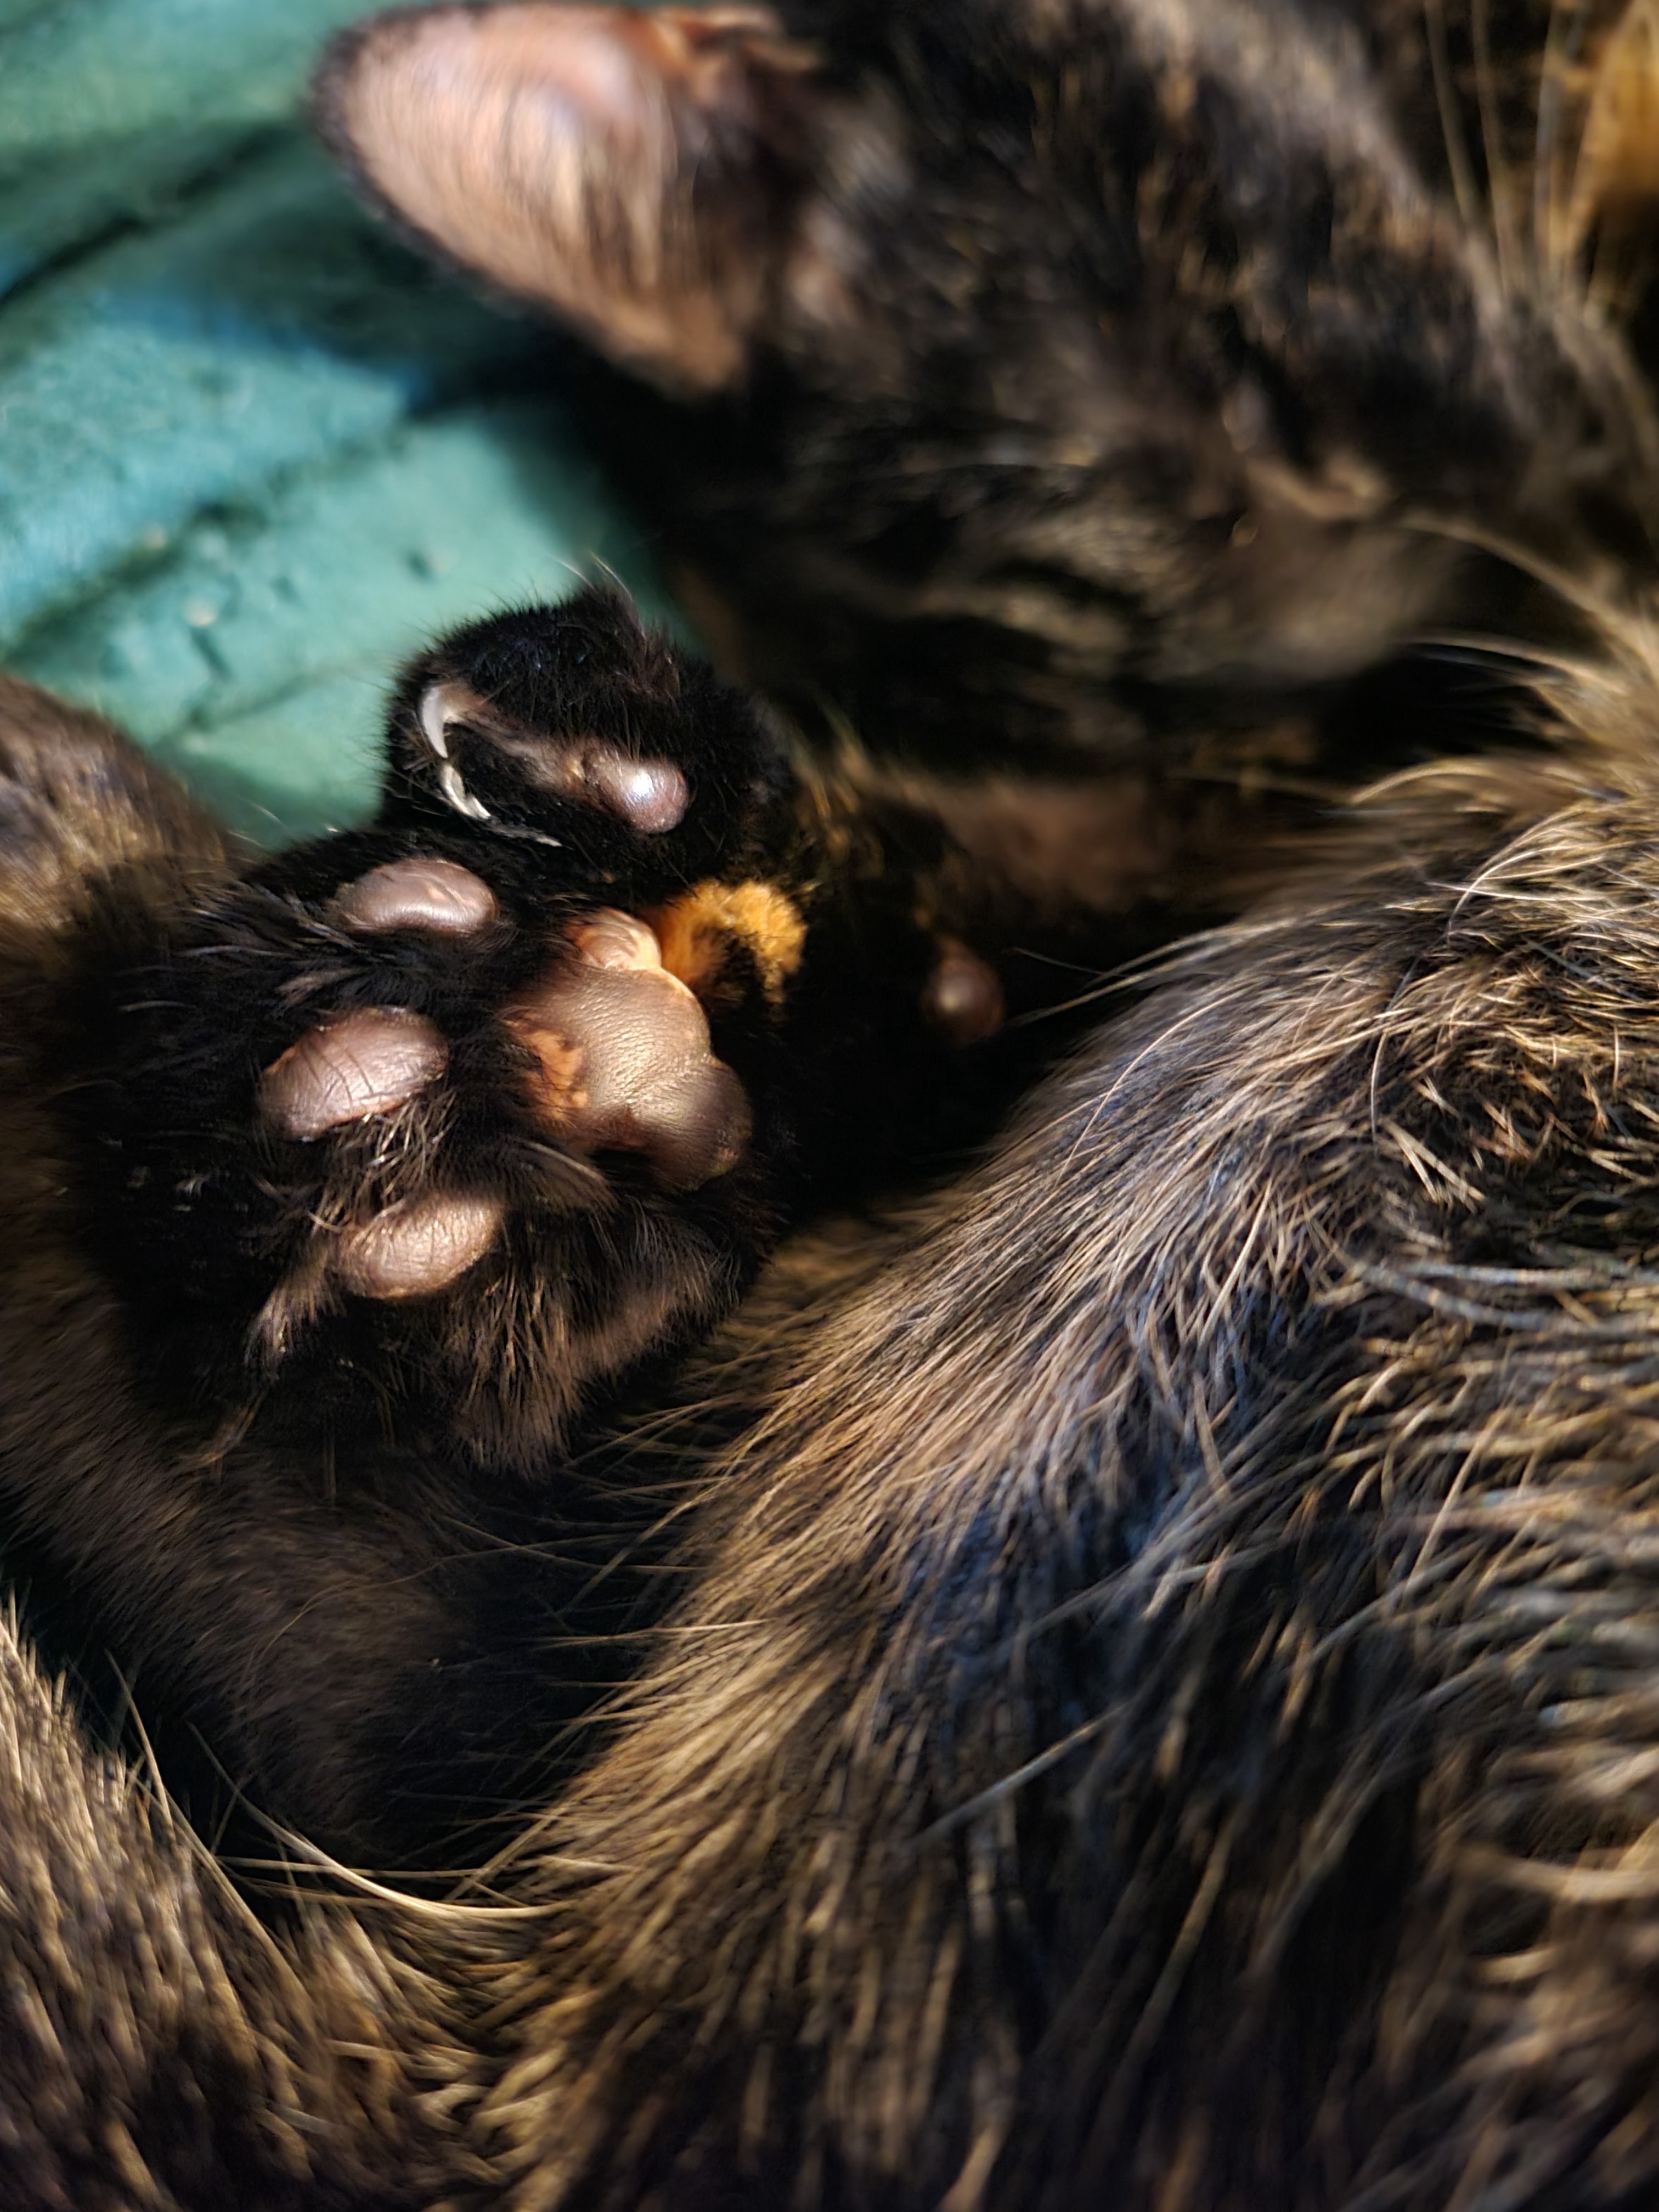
[10,0,1659,2206]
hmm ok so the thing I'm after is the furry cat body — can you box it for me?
[6,0,1659,2206]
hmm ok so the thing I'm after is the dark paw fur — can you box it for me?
[64,589,1029,1475]
[71,592,808,1470]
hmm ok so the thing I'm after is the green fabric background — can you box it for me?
[0,0,668,843]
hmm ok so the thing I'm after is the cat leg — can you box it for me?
[0,678,596,1860]
[0,656,777,1856]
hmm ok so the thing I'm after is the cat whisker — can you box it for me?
[1423,0,1486,255]
[1472,0,1520,289]
[1532,0,1591,283]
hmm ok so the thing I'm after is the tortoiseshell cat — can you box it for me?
[4,1,1659,2207]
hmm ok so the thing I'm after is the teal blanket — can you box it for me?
[0,0,663,842]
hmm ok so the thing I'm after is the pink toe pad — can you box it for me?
[508,910,752,1189]
[260,1009,449,1139]
[331,858,499,934]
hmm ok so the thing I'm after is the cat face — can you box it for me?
[317,1,1659,768]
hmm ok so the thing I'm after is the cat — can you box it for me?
[5,0,1659,2207]
[315,0,1659,765]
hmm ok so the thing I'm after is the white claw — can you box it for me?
[419,681,494,820]
[438,760,492,822]
[417,681,453,759]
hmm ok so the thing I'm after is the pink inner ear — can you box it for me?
[321,2,809,393]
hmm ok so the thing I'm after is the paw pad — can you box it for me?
[331,856,499,934]
[508,910,751,1191]
[922,940,1004,1045]
[259,1008,448,1139]
[335,1192,504,1298]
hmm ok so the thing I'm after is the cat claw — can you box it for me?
[417,682,495,822]
[414,678,691,836]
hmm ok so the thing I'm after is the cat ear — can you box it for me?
[315,3,822,394]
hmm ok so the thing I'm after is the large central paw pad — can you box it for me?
[255,859,751,1308]
[507,911,751,1191]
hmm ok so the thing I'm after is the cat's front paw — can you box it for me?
[76,592,803,1471]
[255,866,753,1289]
[241,855,764,1464]
[257,874,753,1222]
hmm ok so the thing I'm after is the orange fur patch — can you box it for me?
[649,880,807,1007]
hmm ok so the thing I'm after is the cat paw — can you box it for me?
[252,873,754,1311]
[258,882,752,1206]
[240,856,769,1464]
[70,588,1028,1470]
[80,592,803,1469]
